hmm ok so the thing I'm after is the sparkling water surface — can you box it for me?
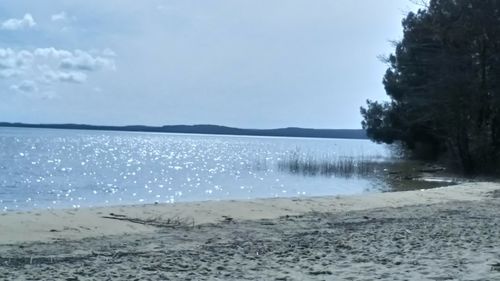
[0,127,391,211]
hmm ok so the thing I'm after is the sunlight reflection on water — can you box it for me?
[0,128,391,211]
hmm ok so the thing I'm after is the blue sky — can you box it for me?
[0,0,419,129]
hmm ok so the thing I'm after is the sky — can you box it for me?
[0,0,419,129]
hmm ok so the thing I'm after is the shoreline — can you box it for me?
[0,182,498,245]
[1,182,500,280]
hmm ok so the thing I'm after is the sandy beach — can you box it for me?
[1,182,500,280]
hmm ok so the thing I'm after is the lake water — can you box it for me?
[0,127,392,211]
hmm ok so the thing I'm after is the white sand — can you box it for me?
[0,182,497,244]
[0,182,499,280]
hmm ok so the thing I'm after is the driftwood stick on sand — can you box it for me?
[102,213,194,228]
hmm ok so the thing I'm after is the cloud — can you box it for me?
[0,69,22,78]
[34,47,72,58]
[102,48,116,57]
[10,80,38,93]
[1,14,36,30]
[0,47,116,95]
[44,70,87,84]
[51,12,67,22]
[32,48,115,71]
[0,49,33,80]
[60,50,115,71]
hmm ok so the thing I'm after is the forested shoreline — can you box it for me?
[362,0,500,174]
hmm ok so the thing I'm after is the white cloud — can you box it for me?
[44,70,87,84]
[60,50,115,71]
[0,47,116,95]
[0,69,22,78]
[34,47,72,59]
[51,12,67,22]
[102,48,116,57]
[0,48,33,72]
[1,14,36,30]
[10,80,38,93]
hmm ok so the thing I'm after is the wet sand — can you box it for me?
[1,182,500,280]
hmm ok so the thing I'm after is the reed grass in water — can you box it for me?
[277,151,389,178]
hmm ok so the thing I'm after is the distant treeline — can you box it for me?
[0,122,368,140]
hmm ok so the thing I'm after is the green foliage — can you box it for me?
[361,0,500,174]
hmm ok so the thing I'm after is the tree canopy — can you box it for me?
[361,0,500,174]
